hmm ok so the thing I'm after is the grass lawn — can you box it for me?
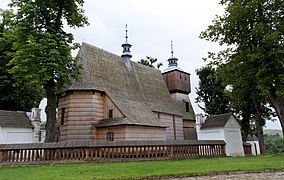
[0,154,284,179]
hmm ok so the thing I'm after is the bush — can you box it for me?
[264,137,284,154]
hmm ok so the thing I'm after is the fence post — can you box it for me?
[170,146,173,158]
[0,150,3,162]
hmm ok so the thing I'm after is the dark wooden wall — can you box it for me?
[162,70,191,94]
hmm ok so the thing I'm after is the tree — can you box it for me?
[138,56,163,69]
[200,0,284,149]
[0,9,43,111]
[217,60,274,153]
[195,65,230,116]
[7,0,89,142]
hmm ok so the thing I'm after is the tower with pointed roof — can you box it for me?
[163,41,191,94]
[162,41,196,140]
[121,25,132,67]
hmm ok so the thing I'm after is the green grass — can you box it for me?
[1,154,284,180]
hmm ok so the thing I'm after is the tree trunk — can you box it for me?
[241,107,251,141]
[254,101,265,154]
[268,91,284,151]
[44,80,59,142]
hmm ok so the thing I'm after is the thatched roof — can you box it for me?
[65,42,182,127]
[0,110,33,128]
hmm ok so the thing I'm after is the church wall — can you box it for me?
[183,120,197,140]
[59,90,104,141]
[96,125,166,141]
[155,112,184,140]
[104,95,124,118]
[125,126,166,140]
[183,120,195,128]
[59,91,125,141]
[96,126,127,141]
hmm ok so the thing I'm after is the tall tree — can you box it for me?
[200,0,284,149]
[7,0,89,142]
[138,56,163,69]
[217,59,273,153]
[195,65,230,116]
[0,9,43,111]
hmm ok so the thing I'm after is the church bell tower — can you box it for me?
[162,41,196,140]
[162,41,191,94]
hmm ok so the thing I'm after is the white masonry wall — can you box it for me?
[196,115,244,156]
[0,127,34,144]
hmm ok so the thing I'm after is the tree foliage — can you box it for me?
[138,56,163,69]
[7,0,89,142]
[195,65,230,116]
[0,9,43,111]
[200,0,284,148]
[264,133,284,154]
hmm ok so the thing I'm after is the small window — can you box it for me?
[180,75,182,79]
[185,77,187,80]
[106,132,114,141]
[109,109,113,118]
[185,102,189,112]
[61,108,65,125]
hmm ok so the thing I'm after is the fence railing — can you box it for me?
[0,140,226,165]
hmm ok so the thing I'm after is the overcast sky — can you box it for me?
[0,0,281,129]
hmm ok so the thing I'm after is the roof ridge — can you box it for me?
[81,42,123,60]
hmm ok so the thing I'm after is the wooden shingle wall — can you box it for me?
[163,70,191,94]
[59,91,104,141]
[96,126,166,141]
[156,113,184,140]
[59,91,125,141]
[103,95,124,119]
[125,126,166,140]
[96,126,126,141]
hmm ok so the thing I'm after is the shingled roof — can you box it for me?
[201,113,234,129]
[0,110,33,128]
[65,42,182,127]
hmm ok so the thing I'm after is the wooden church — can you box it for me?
[58,29,196,141]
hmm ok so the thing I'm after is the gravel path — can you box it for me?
[169,171,284,180]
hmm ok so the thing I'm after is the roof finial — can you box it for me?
[167,40,178,67]
[125,24,128,42]
[171,40,174,57]
[121,24,132,68]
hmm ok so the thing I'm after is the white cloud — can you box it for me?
[0,0,226,115]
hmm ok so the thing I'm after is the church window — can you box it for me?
[109,109,113,118]
[185,102,189,112]
[106,132,114,141]
[61,108,65,125]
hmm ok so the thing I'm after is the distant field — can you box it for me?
[0,154,283,180]
[264,129,283,137]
